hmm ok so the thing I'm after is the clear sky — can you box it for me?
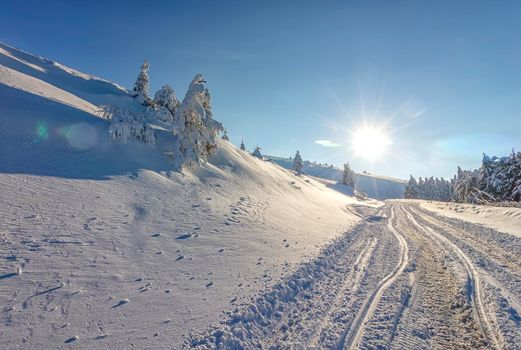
[1,0,520,179]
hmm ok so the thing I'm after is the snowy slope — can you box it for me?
[0,43,366,348]
[267,156,406,200]
[418,200,521,237]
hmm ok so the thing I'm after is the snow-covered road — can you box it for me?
[194,202,521,349]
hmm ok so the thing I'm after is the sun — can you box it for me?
[351,126,391,160]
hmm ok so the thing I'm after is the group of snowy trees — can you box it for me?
[404,176,452,201]
[101,61,225,170]
[405,150,521,203]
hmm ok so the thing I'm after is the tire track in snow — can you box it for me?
[339,206,409,350]
[404,206,501,350]
[305,237,378,348]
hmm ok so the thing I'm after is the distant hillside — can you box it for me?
[267,156,406,200]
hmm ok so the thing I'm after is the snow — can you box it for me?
[418,201,521,237]
[267,156,406,200]
[2,41,520,349]
[0,42,364,348]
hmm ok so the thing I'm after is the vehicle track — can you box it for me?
[339,206,409,350]
[403,205,501,350]
[305,237,377,348]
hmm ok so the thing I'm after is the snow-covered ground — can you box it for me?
[0,42,369,348]
[2,42,520,349]
[267,156,406,200]
[418,201,521,237]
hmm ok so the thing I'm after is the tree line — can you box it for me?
[405,151,521,204]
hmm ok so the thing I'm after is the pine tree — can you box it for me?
[221,128,230,141]
[510,151,521,201]
[173,74,222,170]
[153,84,180,124]
[292,151,303,174]
[404,175,419,199]
[342,162,355,188]
[240,139,246,151]
[252,146,262,159]
[154,84,180,112]
[133,60,151,104]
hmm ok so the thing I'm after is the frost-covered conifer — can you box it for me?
[252,146,262,159]
[240,139,246,151]
[404,175,419,199]
[101,105,155,145]
[154,85,180,112]
[222,129,230,141]
[292,151,303,174]
[133,60,151,104]
[342,162,355,188]
[173,74,222,169]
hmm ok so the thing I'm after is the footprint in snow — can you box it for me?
[206,281,214,287]
[176,233,192,240]
[175,255,184,261]
[111,298,129,308]
[65,335,79,344]
[151,233,160,237]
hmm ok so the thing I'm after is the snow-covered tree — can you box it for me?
[154,84,180,112]
[292,150,303,174]
[252,146,262,159]
[342,162,355,188]
[240,139,246,151]
[404,175,419,199]
[133,60,151,105]
[100,105,155,145]
[173,74,222,169]
[222,128,230,141]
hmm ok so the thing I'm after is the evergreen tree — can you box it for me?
[292,151,303,174]
[221,128,230,141]
[404,175,419,199]
[342,162,355,188]
[240,139,246,151]
[252,146,262,159]
[133,60,151,104]
[100,105,155,145]
[174,74,222,170]
[153,84,180,124]
[154,84,180,112]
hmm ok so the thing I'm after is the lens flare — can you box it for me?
[58,123,98,149]
[34,122,49,144]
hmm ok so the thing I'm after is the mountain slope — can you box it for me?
[268,156,406,200]
[0,43,369,349]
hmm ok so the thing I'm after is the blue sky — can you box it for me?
[1,0,520,179]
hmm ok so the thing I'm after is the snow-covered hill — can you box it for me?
[0,43,373,348]
[267,156,406,200]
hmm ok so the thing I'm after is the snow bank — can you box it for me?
[417,201,521,237]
